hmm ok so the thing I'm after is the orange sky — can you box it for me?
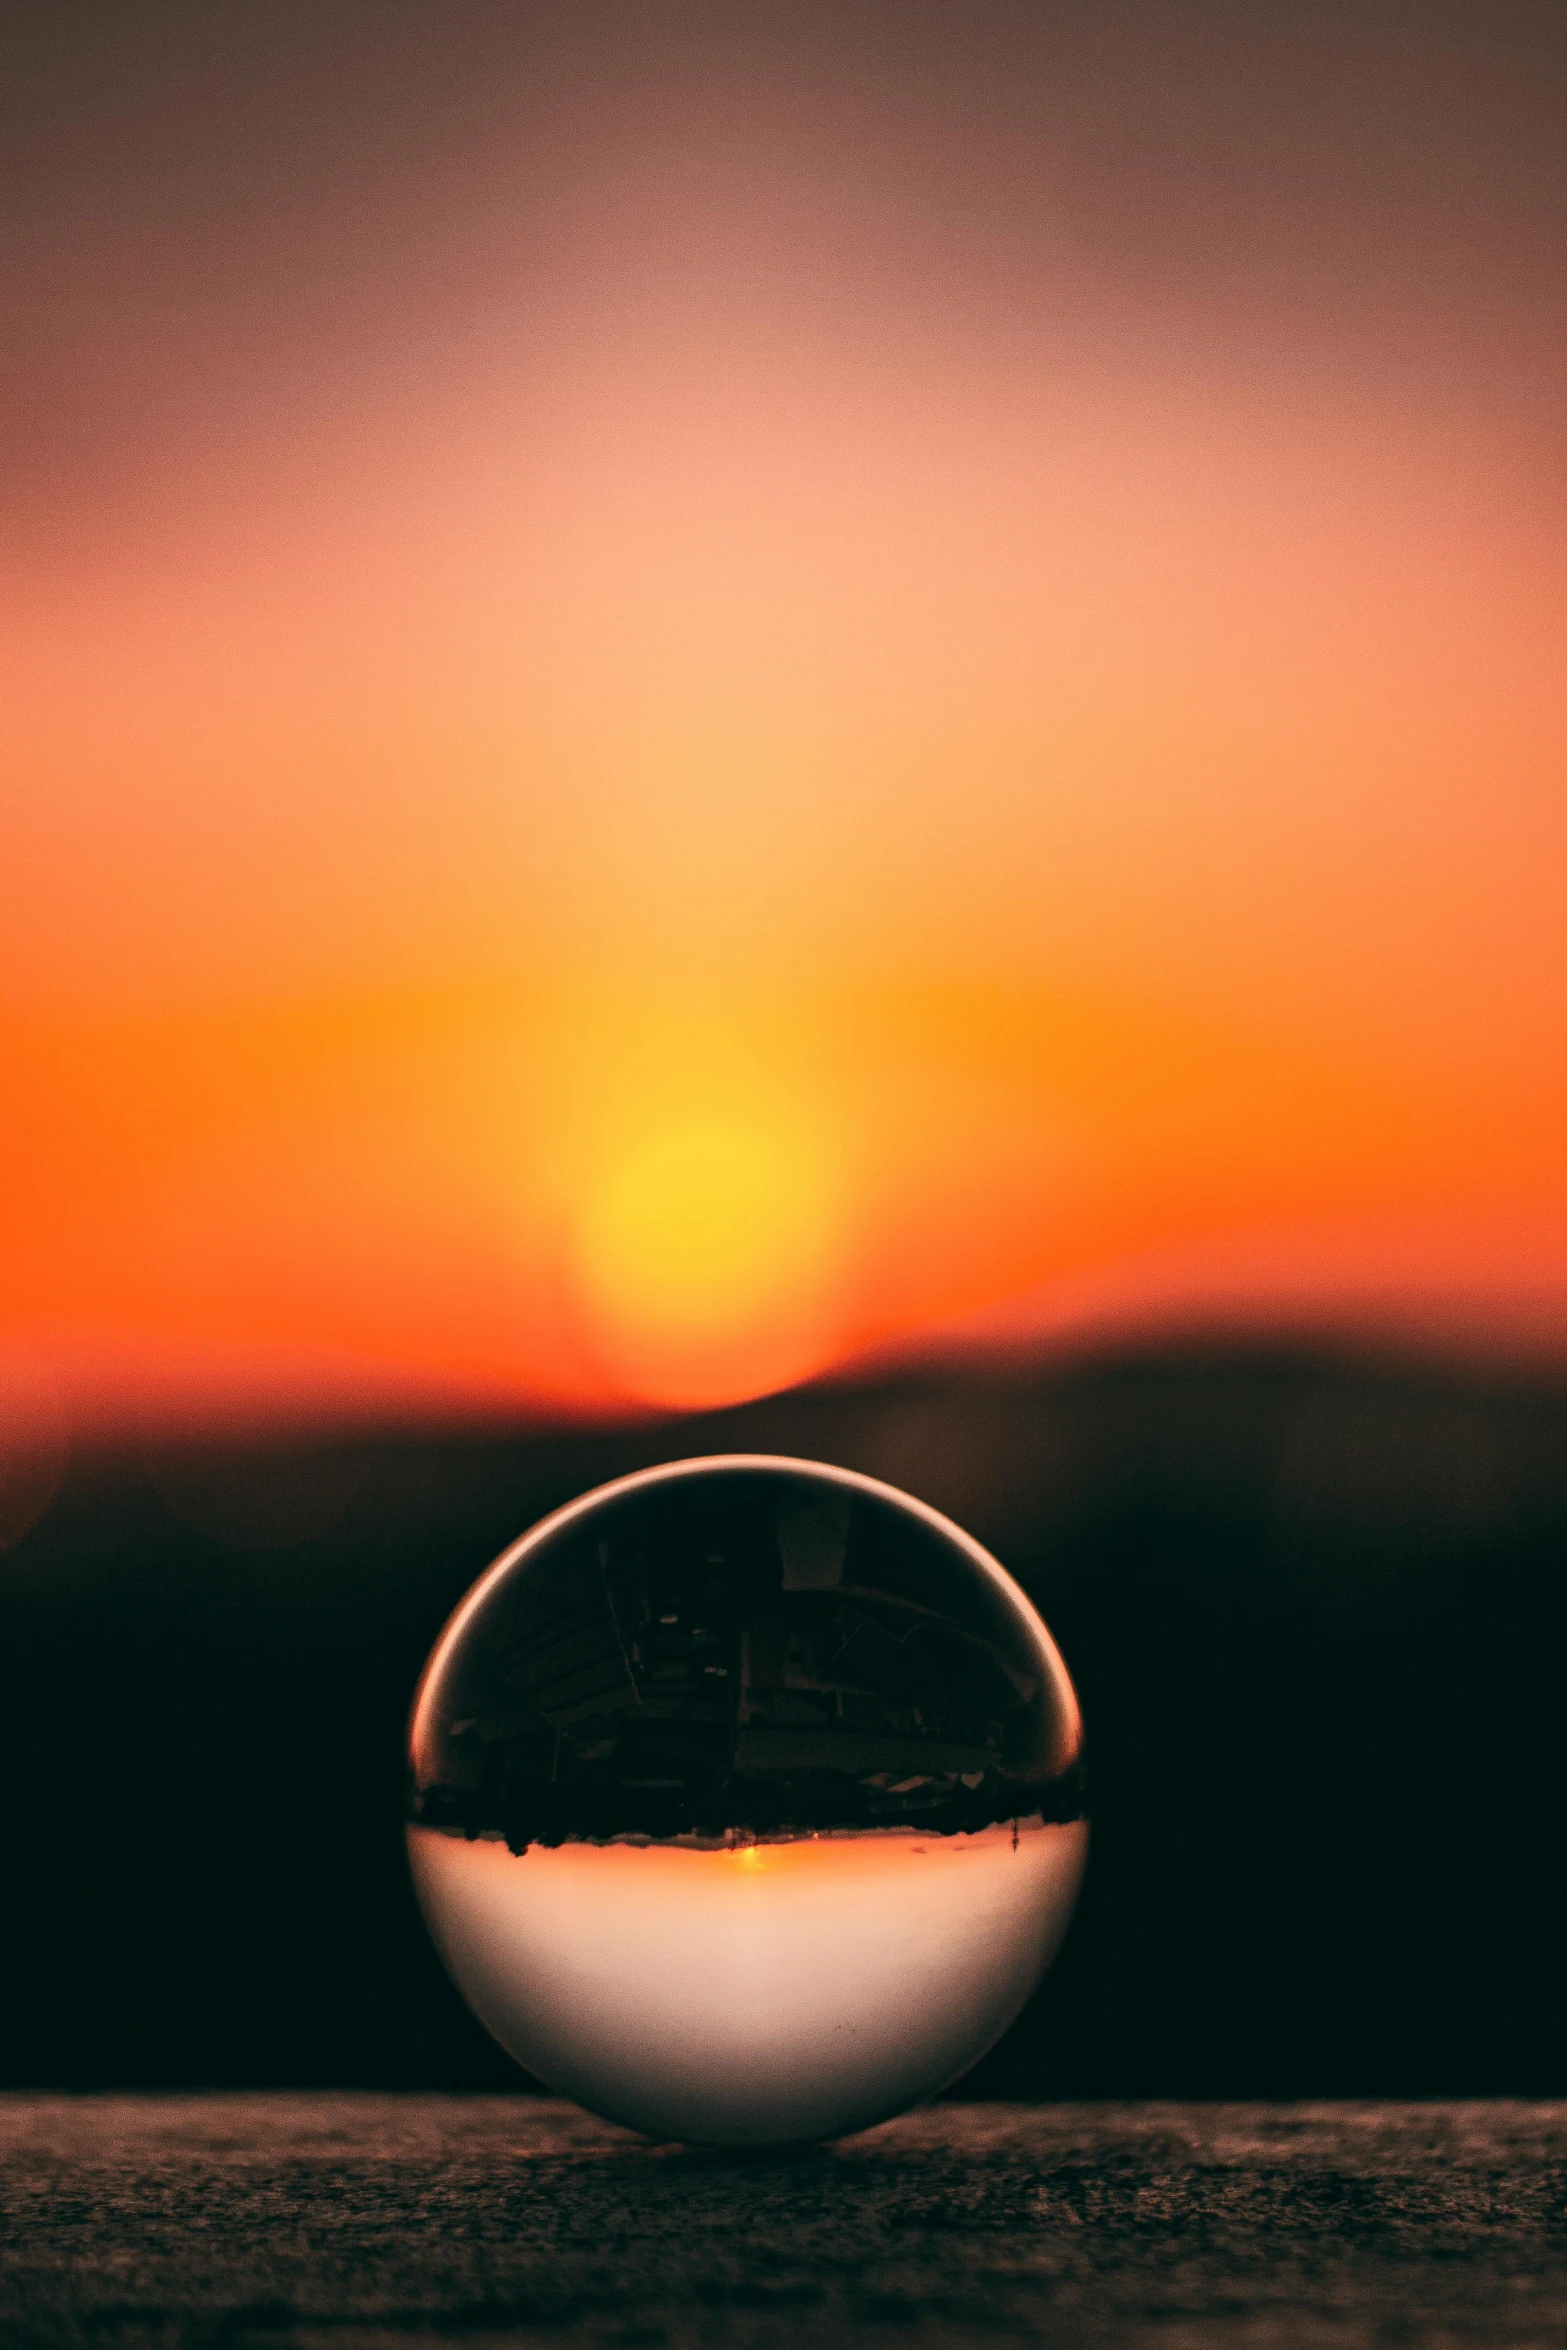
[3,5,1564,1427]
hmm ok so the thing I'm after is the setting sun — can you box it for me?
[573,1112,841,1408]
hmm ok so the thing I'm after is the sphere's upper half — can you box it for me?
[408,1455,1083,1847]
[406,1455,1087,2145]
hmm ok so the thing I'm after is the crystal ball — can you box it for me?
[407,1454,1087,2145]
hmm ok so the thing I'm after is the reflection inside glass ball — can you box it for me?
[407,1454,1087,2146]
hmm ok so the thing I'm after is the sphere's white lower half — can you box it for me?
[408,1817,1088,2145]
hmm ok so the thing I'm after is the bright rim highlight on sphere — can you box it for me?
[406,1455,1087,2146]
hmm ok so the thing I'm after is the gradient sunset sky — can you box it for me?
[4,2,1564,1425]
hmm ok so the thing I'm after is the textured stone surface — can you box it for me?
[5,2098,1567,2346]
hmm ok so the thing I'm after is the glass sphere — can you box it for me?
[407,1454,1087,2146]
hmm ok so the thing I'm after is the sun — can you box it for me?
[573,1112,842,1409]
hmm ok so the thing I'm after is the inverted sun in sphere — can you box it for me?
[406,1456,1087,2146]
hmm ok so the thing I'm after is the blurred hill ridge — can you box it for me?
[4,1336,1567,2095]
